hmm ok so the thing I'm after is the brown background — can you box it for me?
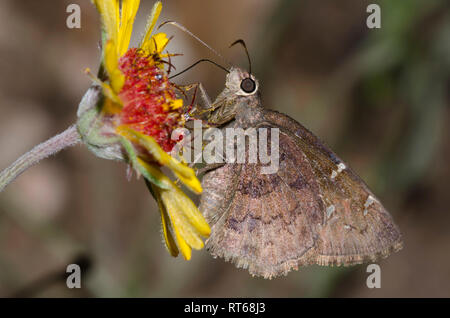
[0,0,449,297]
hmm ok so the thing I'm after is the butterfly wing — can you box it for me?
[200,111,402,278]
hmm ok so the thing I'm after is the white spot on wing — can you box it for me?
[344,224,351,230]
[330,162,346,180]
[363,195,376,216]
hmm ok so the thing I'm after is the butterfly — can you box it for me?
[193,64,403,279]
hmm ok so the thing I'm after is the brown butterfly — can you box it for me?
[160,21,403,278]
[197,64,403,279]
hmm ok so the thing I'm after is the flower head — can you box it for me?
[118,47,183,152]
[77,0,210,260]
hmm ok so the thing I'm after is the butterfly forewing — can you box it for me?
[262,110,403,265]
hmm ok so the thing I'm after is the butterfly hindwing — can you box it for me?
[201,126,323,278]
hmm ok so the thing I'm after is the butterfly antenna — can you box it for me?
[158,21,231,67]
[229,39,252,74]
[169,59,229,80]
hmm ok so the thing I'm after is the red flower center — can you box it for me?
[118,48,183,152]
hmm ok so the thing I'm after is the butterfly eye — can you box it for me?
[240,78,256,94]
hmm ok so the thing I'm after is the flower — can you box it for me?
[78,0,210,260]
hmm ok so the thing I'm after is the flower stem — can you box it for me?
[0,125,81,192]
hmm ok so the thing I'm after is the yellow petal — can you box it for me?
[142,32,169,55]
[139,160,211,260]
[161,185,211,243]
[151,183,179,257]
[118,0,141,57]
[161,192,204,249]
[140,1,162,48]
[160,200,180,257]
[116,126,202,193]
[172,223,192,260]
[104,40,125,93]
[93,0,119,45]
[154,33,170,53]
[173,172,202,195]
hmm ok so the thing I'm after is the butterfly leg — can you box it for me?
[179,82,221,118]
[187,82,213,110]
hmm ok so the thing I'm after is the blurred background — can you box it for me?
[0,0,449,297]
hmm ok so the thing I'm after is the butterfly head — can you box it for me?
[208,67,262,125]
[226,67,259,97]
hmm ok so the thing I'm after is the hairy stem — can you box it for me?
[0,125,81,192]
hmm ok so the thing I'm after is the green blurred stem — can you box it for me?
[0,125,81,192]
